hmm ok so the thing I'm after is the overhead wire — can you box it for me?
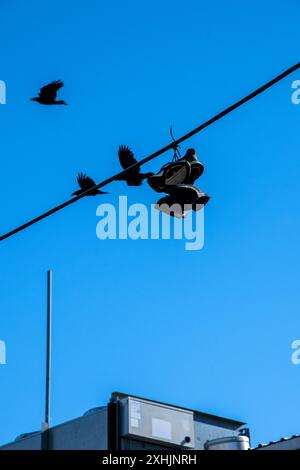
[1,62,299,242]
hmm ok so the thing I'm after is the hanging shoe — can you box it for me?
[191,192,210,211]
[154,184,210,217]
[154,195,188,218]
[147,160,191,193]
[176,148,205,184]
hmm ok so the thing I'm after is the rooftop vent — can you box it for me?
[205,435,250,451]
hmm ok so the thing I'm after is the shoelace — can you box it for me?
[170,125,181,161]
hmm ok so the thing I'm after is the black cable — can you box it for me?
[1,62,299,242]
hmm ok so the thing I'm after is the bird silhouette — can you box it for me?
[31,80,67,105]
[71,173,108,196]
[116,145,154,186]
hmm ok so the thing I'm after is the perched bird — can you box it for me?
[31,80,67,105]
[71,173,107,196]
[116,145,154,186]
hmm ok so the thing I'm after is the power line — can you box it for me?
[1,61,299,242]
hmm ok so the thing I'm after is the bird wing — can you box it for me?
[77,173,96,190]
[39,80,64,99]
[118,145,140,173]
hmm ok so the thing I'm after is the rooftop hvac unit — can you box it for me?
[119,396,195,448]
[205,435,250,450]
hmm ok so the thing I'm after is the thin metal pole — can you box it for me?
[45,270,52,428]
[107,397,120,450]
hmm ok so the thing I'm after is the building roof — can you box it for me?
[255,435,300,450]
[112,391,246,427]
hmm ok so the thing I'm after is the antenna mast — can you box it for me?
[42,270,52,449]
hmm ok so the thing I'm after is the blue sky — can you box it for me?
[1,0,300,447]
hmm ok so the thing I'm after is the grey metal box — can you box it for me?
[120,396,195,448]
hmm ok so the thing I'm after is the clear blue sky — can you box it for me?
[1,0,300,448]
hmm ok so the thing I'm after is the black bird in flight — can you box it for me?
[116,145,154,186]
[72,173,108,196]
[31,80,67,105]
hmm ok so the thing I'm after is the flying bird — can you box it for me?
[31,80,67,105]
[71,173,108,196]
[116,145,154,186]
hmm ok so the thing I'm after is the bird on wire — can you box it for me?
[71,173,108,196]
[116,145,154,186]
[31,80,67,105]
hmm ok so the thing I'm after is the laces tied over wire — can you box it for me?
[170,125,181,161]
